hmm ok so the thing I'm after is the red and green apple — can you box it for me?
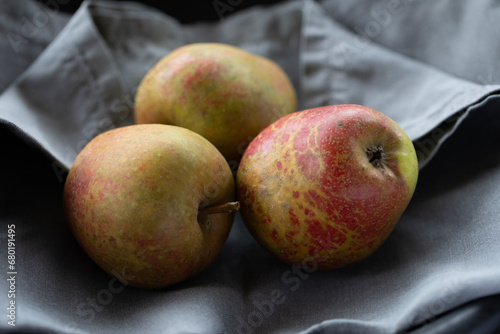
[236,104,419,269]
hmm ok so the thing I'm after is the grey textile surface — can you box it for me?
[0,0,500,333]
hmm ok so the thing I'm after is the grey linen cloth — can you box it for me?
[1,0,499,333]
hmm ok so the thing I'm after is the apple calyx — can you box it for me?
[366,144,386,168]
[198,201,240,216]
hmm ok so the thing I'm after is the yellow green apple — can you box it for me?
[134,42,297,163]
[63,124,238,289]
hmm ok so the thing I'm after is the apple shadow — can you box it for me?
[415,94,500,199]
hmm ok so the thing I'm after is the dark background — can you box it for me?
[38,0,286,23]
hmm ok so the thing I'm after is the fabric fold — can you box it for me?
[0,1,131,170]
[300,0,500,167]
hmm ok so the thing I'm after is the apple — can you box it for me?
[236,104,418,269]
[134,42,297,164]
[63,124,239,289]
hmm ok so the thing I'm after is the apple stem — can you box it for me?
[198,201,240,215]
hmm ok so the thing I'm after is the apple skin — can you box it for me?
[236,104,418,269]
[134,42,297,163]
[63,124,236,289]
